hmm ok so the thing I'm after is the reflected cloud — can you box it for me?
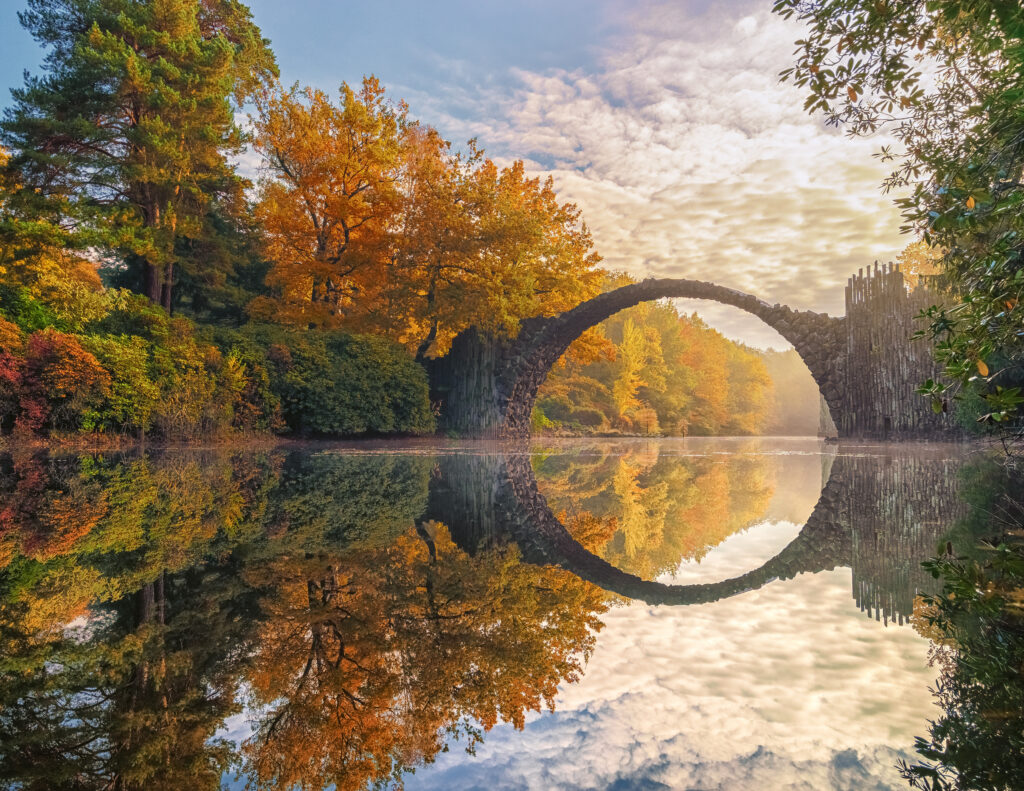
[407,570,936,791]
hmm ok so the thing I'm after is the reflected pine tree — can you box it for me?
[0,451,274,790]
[0,450,608,791]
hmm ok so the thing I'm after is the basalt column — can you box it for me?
[840,263,953,439]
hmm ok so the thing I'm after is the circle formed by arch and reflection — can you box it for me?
[493,451,851,606]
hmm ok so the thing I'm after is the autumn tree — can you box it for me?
[249,78,406,328]
[537,271,776,437]
[898,240,946,290]
[366,125,479,356]
[0,0,277,311]
[250,78,603,353]
[723,341,774,435]
[421,155,602,354]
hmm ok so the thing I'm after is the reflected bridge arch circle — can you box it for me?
[495,451,851,606]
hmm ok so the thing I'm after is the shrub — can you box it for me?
[150,356,220,440]
[80,334,160,433]
[0,317,23,432]
[253,327,434,436]
[0,287,434,440]
[0,285,61,333]
[205,328,284,433]
[20,329,110,433]
[570,407,605,428]
[537,395,574,422]
[0,316,23,352]
[531,405,556,433]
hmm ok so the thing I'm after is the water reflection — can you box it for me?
[0,450,604,790]
[435,441,966,624]
[900,459,1024,790]
[0,441,989,789]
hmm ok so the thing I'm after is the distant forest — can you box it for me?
[534,277,827,437]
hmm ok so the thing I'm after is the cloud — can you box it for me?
[407,564,937,791]
[406,0,908,347]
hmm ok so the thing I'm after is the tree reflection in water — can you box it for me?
[0,450,606,791]
[0,445,1019,790]
[901,460,1024,791]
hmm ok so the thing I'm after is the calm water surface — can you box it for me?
[0,438,977,790]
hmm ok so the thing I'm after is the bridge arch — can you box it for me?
[494,452,851,606]
[431,278,847,439]
[503,279,846,438]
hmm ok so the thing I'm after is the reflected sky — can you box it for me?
[406,440,939,789]
[0,438,971,790]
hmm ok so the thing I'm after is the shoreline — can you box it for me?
[0,432,990,456]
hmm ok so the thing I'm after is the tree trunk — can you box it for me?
[415,320,439,362]
[144,262,163,304]
[160,262,173,313]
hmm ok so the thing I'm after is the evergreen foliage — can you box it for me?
[775,0,1024,446]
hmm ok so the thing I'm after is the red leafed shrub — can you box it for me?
[0,317,25,432]
[18,329,110,434]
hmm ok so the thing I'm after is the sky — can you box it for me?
[0,0,909,348]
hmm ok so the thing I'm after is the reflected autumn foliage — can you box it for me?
[243,523,604,790]
[0,450,607,791]
[534,441,776,579]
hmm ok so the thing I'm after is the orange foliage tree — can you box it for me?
[18,330,110,433]
[250,77,603,358]
[250,78,406,328]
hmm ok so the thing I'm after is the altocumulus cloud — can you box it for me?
[407,0,908,348]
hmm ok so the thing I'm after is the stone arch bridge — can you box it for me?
[428,266,952,439]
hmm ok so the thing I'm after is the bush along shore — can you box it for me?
[0,287,434,446]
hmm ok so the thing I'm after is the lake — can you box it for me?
[0,437,987,790]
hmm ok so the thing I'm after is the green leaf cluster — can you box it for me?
[242,326,436,437]
[774,0,1024,447]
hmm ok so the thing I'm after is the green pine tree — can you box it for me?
[1,0,277,311]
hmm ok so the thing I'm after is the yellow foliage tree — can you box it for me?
[897,240,945,290]
[249,78,406,327]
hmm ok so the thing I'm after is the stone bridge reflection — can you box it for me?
[425,447,967,624]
